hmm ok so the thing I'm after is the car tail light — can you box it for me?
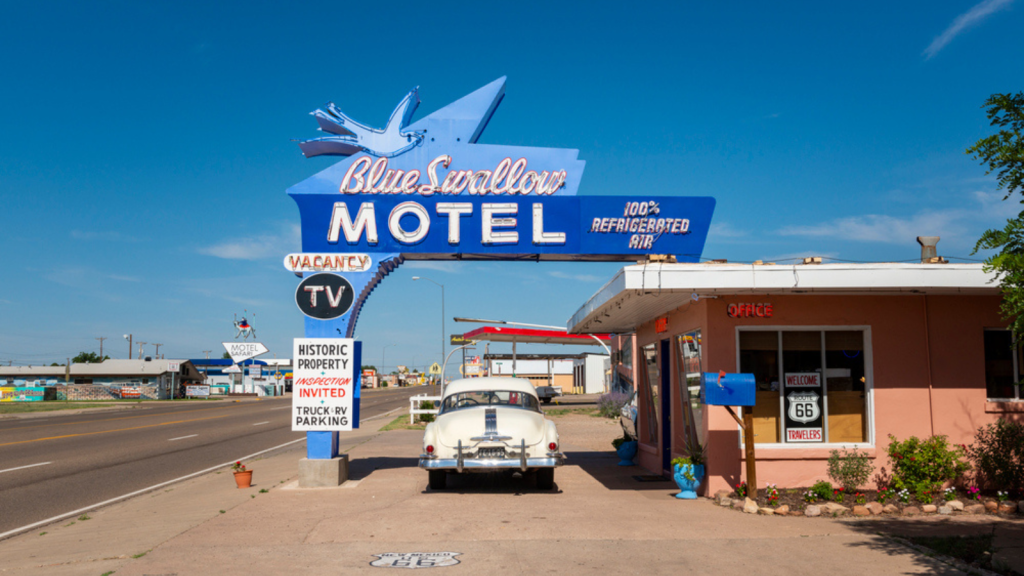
[548,442,557,451]
[426,445,434,454]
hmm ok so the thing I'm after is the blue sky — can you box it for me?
[1,1,1022,370]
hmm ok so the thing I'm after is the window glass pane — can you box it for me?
[985,330,1016,399]
[740,331,780,444]
[641,343,659,444]
[825,331,866,443]
[782,331,824,443]
[677,331,704,447]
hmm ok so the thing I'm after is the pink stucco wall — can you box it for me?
[626,293,1022,495]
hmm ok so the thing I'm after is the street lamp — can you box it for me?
[382,343,396,388]
[412,276,445,384]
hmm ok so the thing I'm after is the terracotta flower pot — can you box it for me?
[234,470,253,489]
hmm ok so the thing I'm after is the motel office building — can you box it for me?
[569,260,1020,495]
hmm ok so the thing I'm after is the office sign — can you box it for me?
[288,77,716,339]
[292,338,361,431]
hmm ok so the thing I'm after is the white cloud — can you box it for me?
[710,221,748,238]
[405,261,461,273]
[548,270,604,282]
[778,190,1018,248]
[199,224,300,260]
[923,0,1013,60]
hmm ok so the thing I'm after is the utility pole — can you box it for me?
[138,341,147,359]
[124,334,132,359]
[95,337,107,359]
[152,343,163,358]
[203,350,212,359]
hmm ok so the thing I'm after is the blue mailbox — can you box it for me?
[702,372,756,407]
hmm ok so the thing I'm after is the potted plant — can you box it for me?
[612,434,638,466]
[232,461,252,489]
[671,438,706,499]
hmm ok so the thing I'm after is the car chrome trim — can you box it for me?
[520,439,527,472]
[456,439,464,473]
[419,456,565,470]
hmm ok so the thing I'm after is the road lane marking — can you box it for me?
[1,405,242,432]
[0,462,52,475]
[269,406,291,410]
[0,414,233,447]
[253,421,270,426]
[168,435,198,441]
[0,437,306,542]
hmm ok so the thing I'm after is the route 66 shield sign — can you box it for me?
[786,391,821,424]
[371,552,462,569]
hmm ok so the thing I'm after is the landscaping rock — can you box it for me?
[820,502,849,516]
[998,502,1016,514]
[882,504,900,514]
[921,504,937,513]
[947,500,964,511]
[789,510,804,517]
[775,505,789,516]
[714,489,732,501]
[938,506,952,515]
[732,499,744,510]
[805,505,821,517]
[852,505,870,516]
[902,506,921,516]
[965,504,986,514]
[758,507,775,515]
[865,502,883,515]
[719,497,733,508]
[985,501,998,512]
[743,497,759,514]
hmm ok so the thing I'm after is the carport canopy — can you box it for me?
[462,326,611,346]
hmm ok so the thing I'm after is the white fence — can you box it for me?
[409,394,442,424]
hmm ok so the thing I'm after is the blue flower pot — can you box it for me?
[616,440,638,466]
[673,463,704,499]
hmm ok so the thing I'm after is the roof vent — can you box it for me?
[802,257,823,265]
[916,236,944,263]
[144,356,152,361]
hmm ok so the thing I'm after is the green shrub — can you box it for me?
[886,434,969,496]
[612,436,632,450]
[810,480,833,502]
[967,418,1024,493]
[826,447,874,491]
[418,401,435,423]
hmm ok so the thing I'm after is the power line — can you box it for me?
[95,337,107,359]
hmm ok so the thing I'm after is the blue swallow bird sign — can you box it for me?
[288,77,716,338]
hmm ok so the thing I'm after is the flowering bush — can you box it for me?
[967,486,982,502]
[943,487,957,502]
[765,483,779,506]
[735,481,749,499]
[897,488,910,504]
[803,490,817,503]
[854,492,866,505]
[832,487,845,503]
[826,447,874,491]
[877,486,891,505]
[886,434,969,499]
[231,461,247,473]
[997,490,1009,502]
[597,392,632,419]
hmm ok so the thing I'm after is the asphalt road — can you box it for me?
[0,385,436,534]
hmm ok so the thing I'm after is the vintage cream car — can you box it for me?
[419,377,565,490]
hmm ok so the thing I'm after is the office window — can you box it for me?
[740,329,869,444]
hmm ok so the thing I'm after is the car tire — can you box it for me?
[536,468,554,490]
[542,398,552,404]
[428,470,447,490]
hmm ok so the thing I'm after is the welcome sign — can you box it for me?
[287,77,716,338]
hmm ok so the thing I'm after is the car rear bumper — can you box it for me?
[419,455,565,472]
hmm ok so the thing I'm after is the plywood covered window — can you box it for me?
[984,330,1022,401]
[739,328,870,445]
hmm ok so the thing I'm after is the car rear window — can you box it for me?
[440,390,540,413]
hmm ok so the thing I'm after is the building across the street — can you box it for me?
[0,359,201,400]
[569,246,1016,495]
[189,358,291,396]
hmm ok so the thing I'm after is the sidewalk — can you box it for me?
[1,410,1018,575]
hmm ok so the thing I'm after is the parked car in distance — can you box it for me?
[419,377,565,490]
[535,385,562,404]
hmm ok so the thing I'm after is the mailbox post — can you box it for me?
[703,371,758,493]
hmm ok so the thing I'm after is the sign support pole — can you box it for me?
[724,406,757,493]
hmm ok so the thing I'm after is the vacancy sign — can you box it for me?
[292,338,360,431]
[222,342,269,363]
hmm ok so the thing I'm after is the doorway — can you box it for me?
[660,338,672,474]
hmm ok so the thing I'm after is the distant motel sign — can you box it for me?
[287,77,715,339]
